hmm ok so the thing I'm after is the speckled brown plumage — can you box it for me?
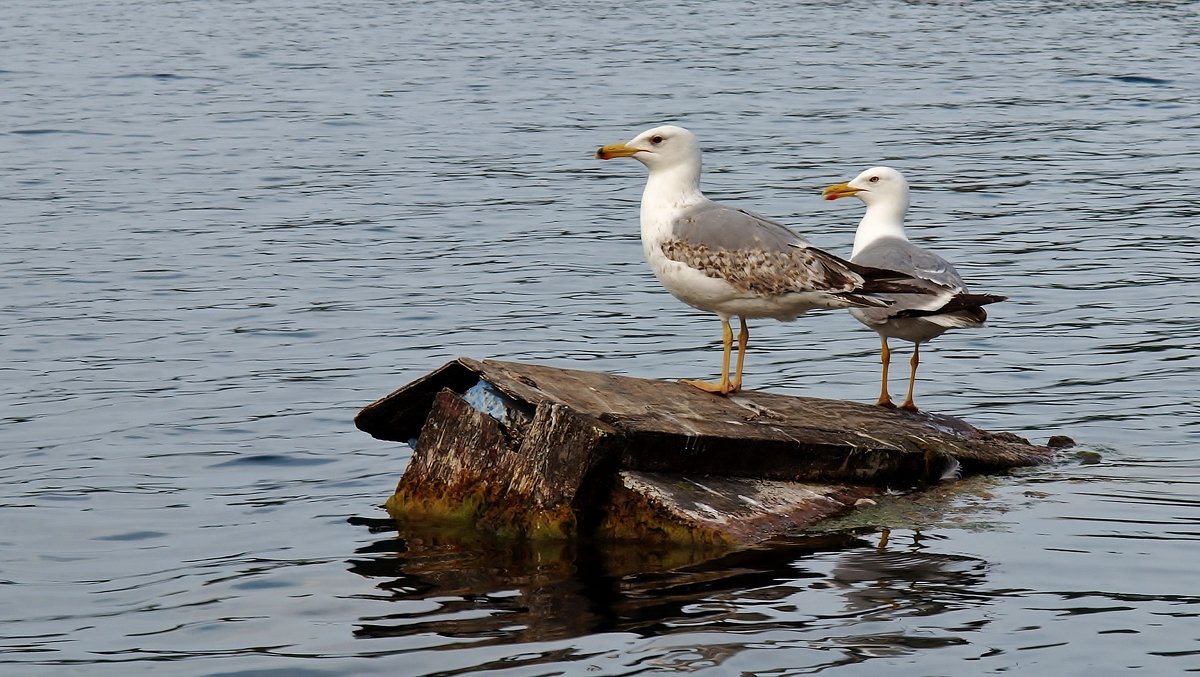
[660,239,860,296]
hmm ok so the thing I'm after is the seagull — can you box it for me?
[823,166,1007,411]
[596,125,929,395]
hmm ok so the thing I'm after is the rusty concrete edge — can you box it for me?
[357,357,1061,458]
[354,358,484,441]
[470,359,1062,469]
[388,388,627,540]
[598,472,879,546]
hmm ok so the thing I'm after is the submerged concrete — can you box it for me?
[356,358,1064,545]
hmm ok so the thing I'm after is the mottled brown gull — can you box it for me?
[823,166,1007,411]
[595,125,930,395]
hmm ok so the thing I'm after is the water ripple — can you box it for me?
[1,0,1198,674]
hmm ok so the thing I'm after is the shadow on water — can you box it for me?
[345,516,990,650]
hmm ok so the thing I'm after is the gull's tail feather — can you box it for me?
[894,293,1008,320]
[923,309,989,328]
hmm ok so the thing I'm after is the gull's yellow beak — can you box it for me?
[595,142,641,160]
[822,182,862,201]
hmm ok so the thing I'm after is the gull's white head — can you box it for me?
[822,166,910,208]
[595,125,701,174]
[824,166,911,253]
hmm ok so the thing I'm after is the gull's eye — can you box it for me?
[868,176,880,183]
[650,135,664,145]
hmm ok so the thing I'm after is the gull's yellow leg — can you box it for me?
[876,336,896,408]
[682,318,734,394]
[900,343,920,411]
[729,317,749,392]
[877,527,891,550]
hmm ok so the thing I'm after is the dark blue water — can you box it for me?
[2,1,1197,674]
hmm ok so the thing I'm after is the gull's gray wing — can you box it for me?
[850,236,1008,325]
[670,200,811,252]
[851,236,966,291]
[659,199,876,298]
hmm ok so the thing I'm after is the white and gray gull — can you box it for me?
[823,166,1007,411]
[596,125,932,395]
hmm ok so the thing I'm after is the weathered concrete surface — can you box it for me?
[600,472,878,544]
[387,388,620,538]
[358,358,1063,545]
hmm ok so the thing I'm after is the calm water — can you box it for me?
[3,0,1198,674]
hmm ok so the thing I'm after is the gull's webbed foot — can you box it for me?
[680,378,734,395]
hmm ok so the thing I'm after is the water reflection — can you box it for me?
[341,477,1200,673]
[826,534,990,619]
[347,517,995,660]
